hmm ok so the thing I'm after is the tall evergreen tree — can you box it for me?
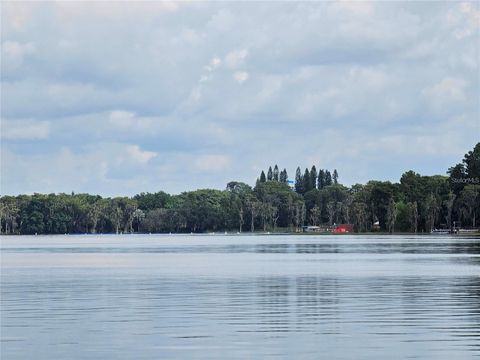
[260,171,266,183]
[318,169,325,189]
[310,166,317,190]
[273,165,279,181]
[333,169,338,184]
[303,168,311,192]
[463,142,480,178]
[279,169,288,183]
[325,170,332,186]
[295,167,304,194]
[267,166,273,181]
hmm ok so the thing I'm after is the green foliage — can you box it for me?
[267,166,273,181]
[325,170,332,186]
[259,171,266,183]
[2,143,478,234]
[134,192,171,211]
[295,167,304,194]
[318,169,325,189]
[273,165,279,181]
[333,169,338,184]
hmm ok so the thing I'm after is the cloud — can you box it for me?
[422,77,467,112]
[233,71,249,84]
[447,2,480,40]
[2,119,50,140]
[205,57,222,72]
[1,41,36,72]
[126,145,157,164]
[109,110,136,126]
[225,49,248,69]
[1,2,478,195]
[194,155,230,172]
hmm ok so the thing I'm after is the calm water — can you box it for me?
[1,234,480,359]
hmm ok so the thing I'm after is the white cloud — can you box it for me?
[207,8,234,31]
[422,77,467,111]
[2,119,50,140]
[194,155,230,172]
[126,145,157,164]
[1,2,478,195]
[334,1,374,16]
[2,41,35,70]
[448,2,480,40]
[233,71,249,84]
[205,57,222,72]
[1,2,33,32]
[109,110,136,127]
[225,49,248,69]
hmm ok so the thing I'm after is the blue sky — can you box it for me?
[1,1,479,196]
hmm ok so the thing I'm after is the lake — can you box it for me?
[1,234,479,359]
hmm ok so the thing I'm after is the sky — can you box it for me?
[1,1,479,196]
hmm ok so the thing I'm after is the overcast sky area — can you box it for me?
[1,1,479,196]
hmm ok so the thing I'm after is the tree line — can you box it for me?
[1,143,478,235]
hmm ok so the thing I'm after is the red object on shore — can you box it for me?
[334,224,354,233]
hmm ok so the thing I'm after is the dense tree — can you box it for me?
[309,206,321,226]
[303,168,312,193]
[2,143,478,235]
[333,169,338,184]
[463,143,480,179]
[395,201,412,232]
[267,166,273,181]
[260,171,267,183]
[366,181,396,231]
[443,192,456,229]
[310,166,317,191]
[457,185,479,227]
[295,167,304,194]
[447,164,466,195]
[134,192,171,211]
[317,169,325,189]
[386,197,397,233]
[273,165,279,181]
[325,170,332,186]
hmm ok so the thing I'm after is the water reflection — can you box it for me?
[1,235,480,359]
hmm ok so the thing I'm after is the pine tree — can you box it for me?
[273,165,279,181]
[303,168,311,192]
[325,170,332,186]
[333,169,338,184]
[295,167,304,194]
[310,165,317,190]
[279,168,288,183]
[318,169,325,189]
[267,166,273,181]
[260,171,266,183]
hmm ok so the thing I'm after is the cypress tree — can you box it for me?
[333,169,338,184]
[279,168,288,183]
[260,171,266,183]
[267,166,273,181]
[318,169,325,189]
[325,170,332,186]
[303,168,311,192]
[310,165,317,190]
[273,165,279,181]
[295,167,304,194]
